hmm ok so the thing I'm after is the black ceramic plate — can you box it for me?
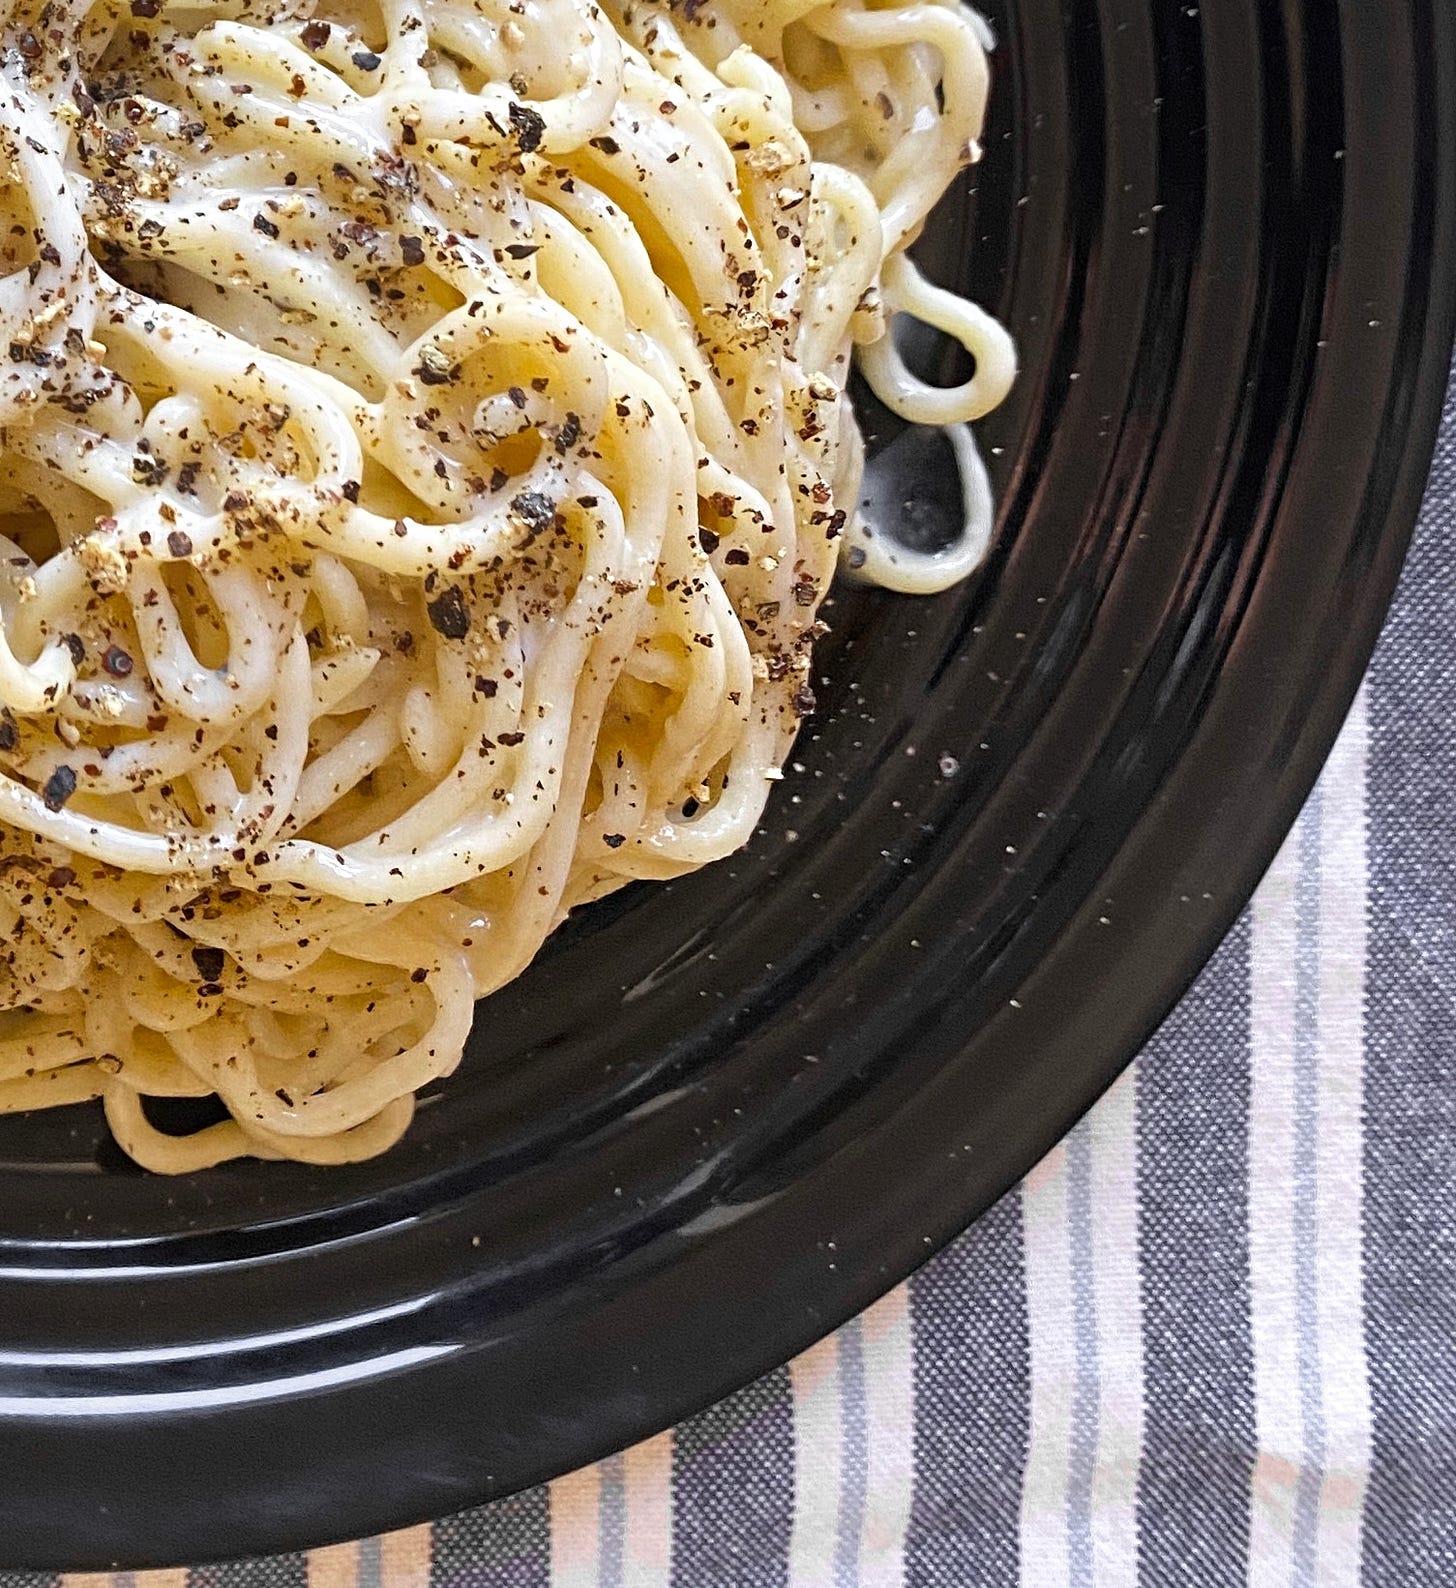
[1,0,1453,1570]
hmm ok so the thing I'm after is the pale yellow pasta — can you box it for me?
[0,0,1012,1169]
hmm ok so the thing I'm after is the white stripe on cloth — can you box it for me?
[1085,1069,1144,1584]
[1312,690,1373,1582]
[307,1542,360,1588]
[378,1524,434,1588]
[621,1433,673,1588]
[788,1332,844,1588]
[1248,694,1372,1587]
[858,1286,916,1587]
[549,1461,602,1587]
[1019,1068,1143,1588]
[1249,799,1305,1581]
[1019,1138,1074,1588]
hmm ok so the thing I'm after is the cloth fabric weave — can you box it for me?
[9,363,1454,1586]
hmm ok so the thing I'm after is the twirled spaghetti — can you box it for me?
[0,0,1013,1170]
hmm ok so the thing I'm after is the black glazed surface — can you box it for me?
[0,0,1451,1567]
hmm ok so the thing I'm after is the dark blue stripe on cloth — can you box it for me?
[1363,367,1456,1586]
[189,1555,307,1588]
[904,1189,1028,1586]
[671,1364,794,1587]
[1135,912,1255,1584]
[431,1489,550,1588]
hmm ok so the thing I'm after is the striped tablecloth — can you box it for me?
[15,368,1455,1587]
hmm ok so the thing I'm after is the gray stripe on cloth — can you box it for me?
[1135,912,1255,1583]
[833,1317,868,1588]
[904,1189,1028,1586]
[357,1534,381,1588]
[430,1489,549,1588]
[1291,790,1325,1585]
[1066,1123,1098,1588]
[597,1453,626,1588]
[1362,362,1456,1586]
[672,1364,793,1587]
[189,1554,307,1588]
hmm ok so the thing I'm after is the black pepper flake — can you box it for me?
[555,412,581,453]
[511,491,555,535]
[793,683,817,715]
[16,30,40,57]
[589,134,620,155]
[62,633,84,666]
[0,713,16,752]
[509,101,546,152]
[410,966,429,983]
[352,50,382,70]
[474,676,498,697]
[223,490,249,512]
[504,242,540,260]
[167,530,193,558]
[103,645,134,677]
[131,453,167,486]
[341,479,361,503]
[497,730,525,747]
[699,527,720,555]
[47,866,75,889]
[426,586,470,639]
[847,545,867,569]
[42,766,77,812]
[253,212,280,239]
[602,832,626,848]
[725,547,751,566]
[130,0,160,14]
[301,19,330,47]
[400,235,426,266]
[190,944,225,981]
[793,577,817,607]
